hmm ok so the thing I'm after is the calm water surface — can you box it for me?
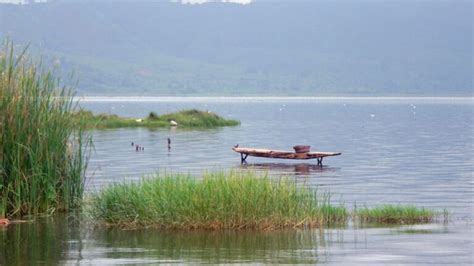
[1,97,473,265]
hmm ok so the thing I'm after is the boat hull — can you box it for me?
[232,147,341,160]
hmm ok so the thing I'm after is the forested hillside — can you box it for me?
[0,0,471,95]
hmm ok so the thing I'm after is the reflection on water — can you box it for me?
[391,224,450,235]
[0,215,81,265]
[88,227,329,264]
[240,163,339,176]
[1,215,471,265]
[0,215,331,264]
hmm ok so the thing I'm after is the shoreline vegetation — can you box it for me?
[90,172,439,230]
[0,41,89,218]
[73,109,240,129]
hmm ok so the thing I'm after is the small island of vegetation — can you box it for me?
[73,109,240,129]
[90,172,439,230]
[353,205,437,224]
[90,172,348,230]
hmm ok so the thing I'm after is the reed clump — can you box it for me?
[153,109,240,128]
[90,172,348,230]
[353,205,435,224]
[73,109,240,129]
[0,41,89,218]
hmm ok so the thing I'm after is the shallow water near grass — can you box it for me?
[1,97,473,264]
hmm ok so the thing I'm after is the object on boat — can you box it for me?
[232,146,341,166]
[293,145,311,153]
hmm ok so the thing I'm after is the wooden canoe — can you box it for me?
[232,147,341,165]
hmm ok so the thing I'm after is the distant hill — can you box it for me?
[0,0,472,96]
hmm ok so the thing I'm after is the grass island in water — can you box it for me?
[90,172,348,230]
[353,205,437,224]
[90,172,439,230]
[73,109,240,129]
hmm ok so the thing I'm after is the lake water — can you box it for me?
[1,97,473,265]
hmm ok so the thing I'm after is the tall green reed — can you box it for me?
[91,171,348,230]
[0,40,90,218]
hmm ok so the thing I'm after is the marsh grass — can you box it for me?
[72,110,168,129]
[353,205,435,224]
[90,171,442,230]
[153,109,240,128]
[0,41,90,218]
[74,109,240,129]
[90,172,348,230]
